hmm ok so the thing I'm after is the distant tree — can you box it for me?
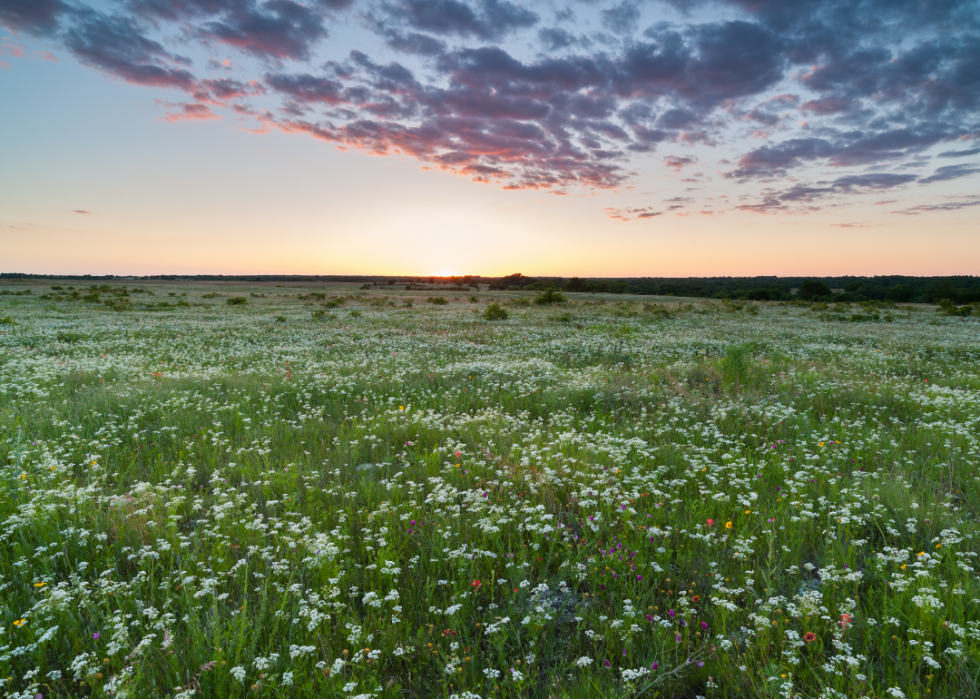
[885,285,914,302]
[925,279,959,303]
[798,280,832,301]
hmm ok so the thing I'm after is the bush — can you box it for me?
[427,297,448,305]
[226,297,248,306]
[469,296,480,303]
[483,303,509,321]
[534,288,567,305]
[402,299,413,307]
[0,315,15,325]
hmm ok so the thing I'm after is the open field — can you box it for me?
[1,283,979,699]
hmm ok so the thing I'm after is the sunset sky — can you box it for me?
[2,0,978,277]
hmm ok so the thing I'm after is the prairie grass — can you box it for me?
[0,287,978,698]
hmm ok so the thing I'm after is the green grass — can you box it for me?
[0,284,978,698]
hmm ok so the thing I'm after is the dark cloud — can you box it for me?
[266,72,345,104]
[63,9,197,90]
[200,1,328,61]
[938,146,980,157]
[377,27,447,56]
[919,163,980,184]
[601,1,640,35]
[382,0,538,41]
[197,77,266,101]
[537,27,577,52]
[0,0,65,35]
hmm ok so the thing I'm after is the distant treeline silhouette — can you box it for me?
[2,273,978,303]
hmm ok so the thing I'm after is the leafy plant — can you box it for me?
[483,302,509,320]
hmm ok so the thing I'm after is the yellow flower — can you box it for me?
[917,551,925,557]
[12,619,26,628]
[399,406,404,410]
[818,442,824,447]
[900,564,907,570]
[33,582,45,588]
[745,510,751,514]
[725,521,732,529]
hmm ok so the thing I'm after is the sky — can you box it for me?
[1,0,979,277]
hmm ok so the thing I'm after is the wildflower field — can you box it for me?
[1,283,979,699]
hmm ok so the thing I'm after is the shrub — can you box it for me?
[273,315,287,323]
[226,297,248,306]
[483,303,509,321]
[0,315,14,325]
[534,288,567,305]
[511,297,531,307]
[427,296,448,305]
[469,296,480,303]
[402,299,413,307]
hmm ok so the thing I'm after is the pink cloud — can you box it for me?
[0,60,11,70]
[161,102,221,123]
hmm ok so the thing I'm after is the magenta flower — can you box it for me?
[651,662,658,671]
[92,632,100,640]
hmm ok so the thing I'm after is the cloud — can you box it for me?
[537,27,577,52]
[734,171,916,212]
[161,101,221,122]
[197,77,266,102]
[605,206,662,221]
[891,194,980,215]
[0,60,10,69]
[919,163,980,184]
[937,146,980,158]
[200,1,328,61]
[12,0,980,205]
[381,0,538,41]
[0,0,65,36]
[601,1,640,35]
[63,9,197,90]
[664,155,697,171]
[73,209,89,214]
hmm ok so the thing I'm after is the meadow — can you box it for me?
[1,282,979,699]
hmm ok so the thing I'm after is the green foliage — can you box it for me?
[482,302,509,320]
[798,279,833,300]
[427,296,449,305]
[534,288,567,305]
[0,315,14,325]
[226,297,248,306]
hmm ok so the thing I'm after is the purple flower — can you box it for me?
[605,659,610,668]
[92,632,100,640]
[623,648,627,656]
[697,661,704,667]
[701,622,708,630]
[668,609,675,618]
[676,633,682,642]
[680,620,687,627]
[636,574,642,581]
[651,662,658,671]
